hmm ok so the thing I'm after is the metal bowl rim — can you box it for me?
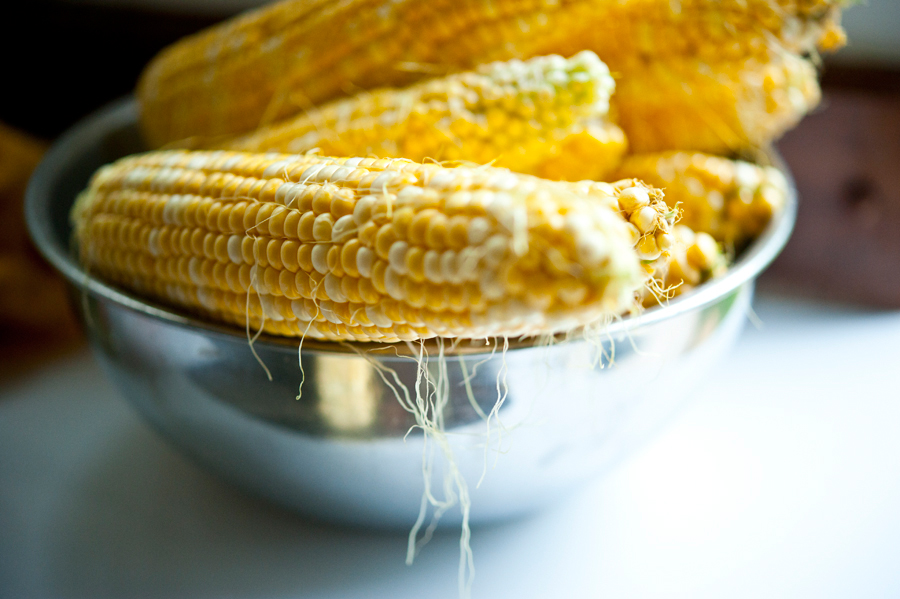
[25,97,796,357]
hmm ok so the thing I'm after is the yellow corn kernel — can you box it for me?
[136,0,611,147]
[73,150,656,343]
[532,0,846,73]
[641,225,728,307]
[225,52,625,181]
[611,49,821,154]
[615,151,789,248]
[138,0,845,149]
[529,121,628,182]
[562,178,677,262]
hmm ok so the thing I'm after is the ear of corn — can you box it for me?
[224,52,626,181]
[137,0,846,149]
[137,0,600,147]
[72,150,653,343]
[563,178,677,262]
[529,121,627,182]
[611,49,821,154]
[615,151,790,248]
[639,224,727,308]
[535,0,837,153]
[531,0,846,71]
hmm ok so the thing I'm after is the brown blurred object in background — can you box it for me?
[0,122,81,361]
[0,2,218,375]
[769,67,900,307]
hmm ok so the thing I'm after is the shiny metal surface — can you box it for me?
[26,99,795,527]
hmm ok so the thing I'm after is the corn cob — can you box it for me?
[641,225,727,307]
[72,150,652,343]
[137,0,846,148]
[616,151,790,248]
[531,0,846,72]
[610,49,821,154]
[137,0,599,147]
[540,0,838,152]
[225,52,626,181]
[563,178,677,261]
[529,121,627,182]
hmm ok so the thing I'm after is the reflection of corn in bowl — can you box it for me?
[26,99,795,527]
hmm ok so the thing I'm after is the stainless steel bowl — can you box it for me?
[26,99,795,528]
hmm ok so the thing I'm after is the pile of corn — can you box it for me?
[73,0,849,342]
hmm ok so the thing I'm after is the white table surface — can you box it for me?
[2,292,899,599]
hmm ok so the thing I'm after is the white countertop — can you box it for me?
[2,292,899,598]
